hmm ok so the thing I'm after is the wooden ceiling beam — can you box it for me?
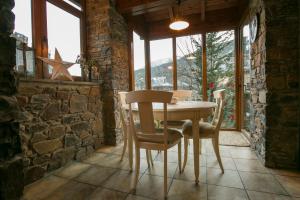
[147,7,239,40]
[116,0,176,15]
[201,0,206,21]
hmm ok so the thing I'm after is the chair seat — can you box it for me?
[137,128,183,144]
[182,121,215,138]
[160,120,188,127]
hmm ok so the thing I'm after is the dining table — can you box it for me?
[126,101,217,184]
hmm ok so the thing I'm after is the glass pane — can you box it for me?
[12,0,32,47]
[242,25,251,132]
[176,34,203,100]
[47,2,81,76]
[133,31,146,90]
[150,38,173,90]
[206,30,236,128]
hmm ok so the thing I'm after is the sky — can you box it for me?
[13,0,81,76]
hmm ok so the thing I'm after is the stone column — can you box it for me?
[86,0,129,145]
[250,0,300,169]
[0,0,24,199]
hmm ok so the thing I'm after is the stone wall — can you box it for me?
[86,0,129,145]
[249,0,267,163]
[249,0,300,169]
[18,80,104,184]
[0,0,24,199]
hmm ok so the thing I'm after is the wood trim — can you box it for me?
[128,24,135,91]
[80,0,87,79]
[172,37,177,90]
[32,0,48,79]
[145,37,151,89]
[202,33,208,101]
[47,0,81,17]
[235,28,242,131]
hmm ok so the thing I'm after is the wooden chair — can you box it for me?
[172,90,193,101]
[160,90,192,128]
[118,92,154,168]
[181,89,226,173]
[126,90,182,198]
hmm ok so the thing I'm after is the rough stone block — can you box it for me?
[41,101,61,120]
[33,139,63,155]
[24,165,46,185]
[70,95,88,113]
[71,121,90,133]
[64,134,81,148]
[0,156,24,200]
[49,125,65,139]
[31,132,47,143]
[30,94,50,104]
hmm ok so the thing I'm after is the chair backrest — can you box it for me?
[118,91,128,129]
[172,90,192,101]
[126,90,173,144]
[211,89,226,131]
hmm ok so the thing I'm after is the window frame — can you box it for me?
[31,0,86,80]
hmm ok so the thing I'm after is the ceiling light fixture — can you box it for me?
[169,0,189,31]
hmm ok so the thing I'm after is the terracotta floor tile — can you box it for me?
[184,154,207,167]
[103,170,139,193]
[125,194,153,200]
[168,179,207,200]
[174,165,207,183]
[270,169,300,178]
[145,161,178,178]
[89,187,127,200]
[240,172,287,195]
[135,174,172,199]
[42,180,96,200]
[207,185,248,200]
[207,168,244,189]
[206,156,236,170]
[23,176,69,200]
[54,162,91,179]
[155,151,183,164]
[75,166,117,186]
[234,158,269,173]
[276,175,300,197]
[83,152,110,165]
[230,149,257,160]
[247,190,292,200]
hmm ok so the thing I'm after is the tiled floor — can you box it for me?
[22,139,300,200]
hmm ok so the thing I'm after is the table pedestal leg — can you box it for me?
[192,118,200,184]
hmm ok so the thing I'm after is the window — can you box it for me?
[63,0,82,10]
[46,2,81,76]
[242,25,251,132]
[206,30,236,128]
[12,0,32,47]
[150,38,173,90]
[176,34,203,100]
[133,31,146,90]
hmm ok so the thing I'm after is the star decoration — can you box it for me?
[38,48,75,81]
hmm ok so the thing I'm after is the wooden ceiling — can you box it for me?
[116,0,249,39]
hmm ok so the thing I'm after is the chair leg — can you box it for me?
[132,146,140,193]
[146,150,151,168]
[149,150,154,166]
[178,141,182,173]
[182,136,189,172]
[120,130,127,161]
[164,150,168,199]
[212,137,224,173]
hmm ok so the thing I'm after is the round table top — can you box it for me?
[129,101,217,112]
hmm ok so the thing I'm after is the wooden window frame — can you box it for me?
[32,0,86,80]
[130,30,242,131]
